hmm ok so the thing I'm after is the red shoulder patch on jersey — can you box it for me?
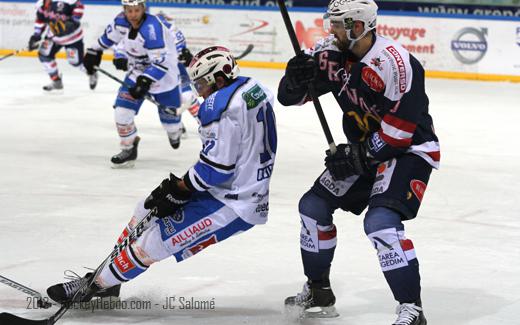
[410,179,426,202]
[361,66,385,92]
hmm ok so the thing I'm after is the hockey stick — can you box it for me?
[235,44,254,60]
[0,275,52,309]
[276,0,336,154]
[0,209,157,325]
[95,67,177,115]
[0,44,40,62]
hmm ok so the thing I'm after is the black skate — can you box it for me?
[111,136,140,168]
[47,271,120,305]
[393,301,427,325]
[43,77,63,92]
[168,130,182,149]
[285,281,338,318]
[89,72,98,90]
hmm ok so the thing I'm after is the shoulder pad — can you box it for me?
[140,15,165,48]
[199,77,249,127]
[310,35,340,55]
[114,12,130,28]
[363,35,412,100]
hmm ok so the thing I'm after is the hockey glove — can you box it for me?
[144,173,192,218]
[129,75,153,100]
[113,57,128,71]
[83,48,103,75]
[178,48,194,67]
[325,143,370,181]
[285,52,317,90]
[28,34,41,51]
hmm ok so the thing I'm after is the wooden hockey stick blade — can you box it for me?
[0,312,52,325]
[235,44,254,60]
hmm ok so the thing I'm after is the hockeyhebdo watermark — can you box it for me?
[26,296,216,312]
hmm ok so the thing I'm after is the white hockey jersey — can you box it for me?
[94,12,180,94]
[184,77,277,225]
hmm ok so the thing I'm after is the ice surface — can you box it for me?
[1,57,519,324]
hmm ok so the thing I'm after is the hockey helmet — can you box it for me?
[324,0,378,42]
[121,0,146,6]
[188,46,240,87]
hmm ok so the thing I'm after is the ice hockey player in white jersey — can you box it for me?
[28,0,97,91]
[46,46,278,306]
[82,0,184,168]
[156,12,200,119]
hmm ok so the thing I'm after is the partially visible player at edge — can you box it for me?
[277,0,439,324]
[46,46,278,307]
[28,0,98,91]
[156,11,201,120]
[83,0,185,168]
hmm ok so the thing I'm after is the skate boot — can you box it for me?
[393,300,427,325]
[168,130,182,149]
[89,72,98,90]
[43,76,63,92]
[285,280,338,318]
[111,136,140,168]
[47,271,121,305]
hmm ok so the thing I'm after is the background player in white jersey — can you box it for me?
[46,46,278,305]
[82,0,184,168]
[156,11,200,119]
[28,0,97,91]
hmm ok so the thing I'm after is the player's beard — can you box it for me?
[334,38,351,53]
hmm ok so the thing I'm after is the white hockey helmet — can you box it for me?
[188,46,240,86]
[121,0,145,6]
[324,0,378,44]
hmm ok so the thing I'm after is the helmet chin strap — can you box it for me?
[346,29,369,50]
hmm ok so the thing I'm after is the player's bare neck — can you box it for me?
[352,32,374,59]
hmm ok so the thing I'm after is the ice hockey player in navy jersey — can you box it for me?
[82,0,185,168]
[28,0,97,91]
[278,0,439,324]
[46,46,278,307]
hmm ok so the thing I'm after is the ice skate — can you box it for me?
[111,136,140,168]
[47,271,120,305]
[168,129,182,149]
[43,77,63,92]
[285,280,338,318]
[393,301,427,325]
[89,72,98,90]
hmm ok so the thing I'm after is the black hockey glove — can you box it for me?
[28,34,41,51]
[83,48,103,75]
[178,48,194,67]
[113,57,128,71]
[324,143,370,181]
[285,52,317,90]
[129,75,153,99]
[144,173,192,218]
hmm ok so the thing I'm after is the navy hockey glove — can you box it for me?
[144,173,192,218]
[83,48,103,75]
[113,57,128,71]
[28,34,41,51]
[285,52,317,90]
[325,143,370,181]
[178,48,194,67]
[129,75,153,100]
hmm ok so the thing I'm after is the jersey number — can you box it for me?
[256,102,277,164]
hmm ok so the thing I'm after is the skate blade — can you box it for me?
[304,306,340,318]
[43,88,64,94]
[111,160,136,169]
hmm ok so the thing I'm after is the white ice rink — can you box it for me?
[1,57,519,325]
